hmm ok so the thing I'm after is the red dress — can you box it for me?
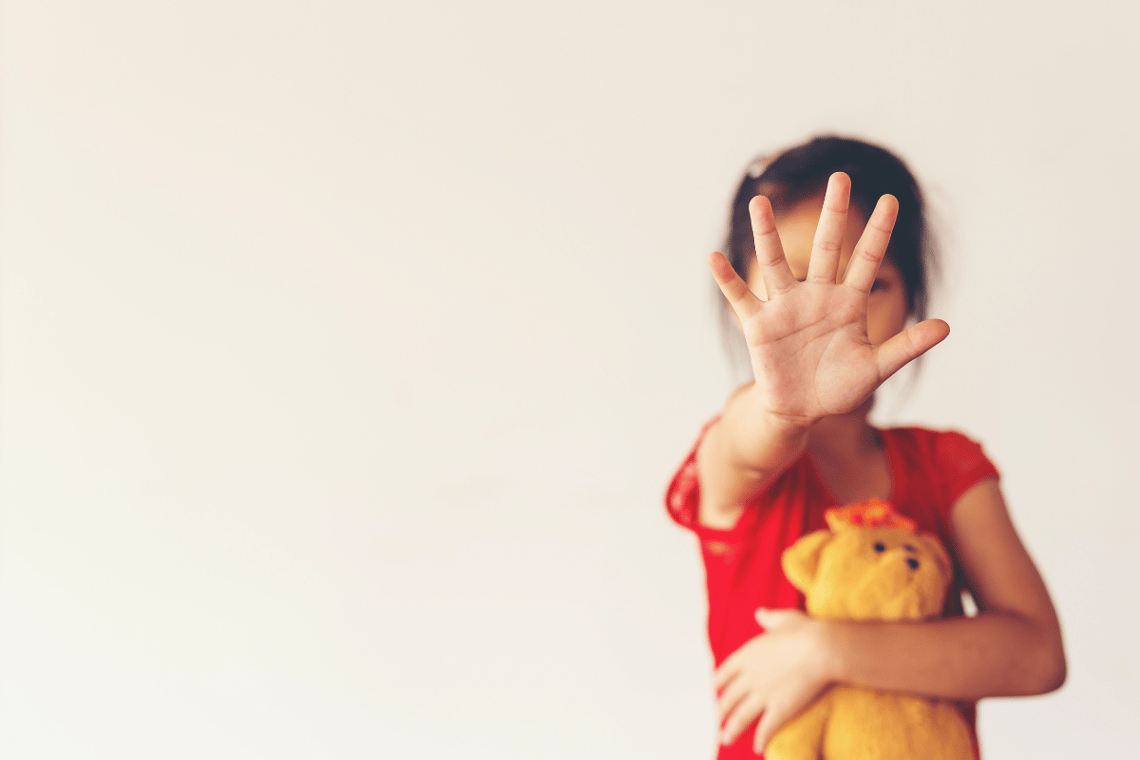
[666,422,999,760]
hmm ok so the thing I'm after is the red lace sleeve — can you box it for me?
[663,416,756,546]
[664,419,715,532]
[936,431,1000,506]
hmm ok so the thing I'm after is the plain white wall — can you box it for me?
[1,1,1137,758]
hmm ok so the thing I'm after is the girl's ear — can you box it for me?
[781,530,834,592]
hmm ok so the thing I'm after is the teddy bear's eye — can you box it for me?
[873,542,886,553]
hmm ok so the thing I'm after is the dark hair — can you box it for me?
[721,136,937,333]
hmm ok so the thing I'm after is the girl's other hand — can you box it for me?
[714,608,834,754]
[708,173,949,426]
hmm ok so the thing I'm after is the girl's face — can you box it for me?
[745,194,911,347]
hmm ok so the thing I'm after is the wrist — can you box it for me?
[811,619,846,685]
[760,408,820,440]
[737,383,822,434]
[712,386,815,478]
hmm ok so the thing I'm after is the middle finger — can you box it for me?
[805,172,851,284]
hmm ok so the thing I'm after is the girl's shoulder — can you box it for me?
[879,425,1000,509]
[879,425,989,454]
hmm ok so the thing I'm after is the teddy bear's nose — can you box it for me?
[906,557,920,570]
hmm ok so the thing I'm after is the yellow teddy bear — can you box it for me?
[764,499,974,760]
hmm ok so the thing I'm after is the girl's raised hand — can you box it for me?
[708,173,949,427]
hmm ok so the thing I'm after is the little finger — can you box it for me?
[753,700,791,754]
[708,251,763,321]
[720,694,765,746]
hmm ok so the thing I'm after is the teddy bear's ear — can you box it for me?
[781,530,834,593]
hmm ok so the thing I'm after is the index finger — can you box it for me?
[843,194,898,293]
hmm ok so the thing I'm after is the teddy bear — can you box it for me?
[763,499,974,760]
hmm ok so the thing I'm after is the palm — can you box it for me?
[744,283,880,420]
[710,173,948,424]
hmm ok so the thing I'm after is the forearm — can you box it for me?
[695,383,813,527]
[819,610,1067,700]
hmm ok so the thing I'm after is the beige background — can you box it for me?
[2,1,1137,758]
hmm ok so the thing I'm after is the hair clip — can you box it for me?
[746,151,780,179]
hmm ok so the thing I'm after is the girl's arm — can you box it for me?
[715,478,1066,753]
[824,479,1065,697]
[694,383,812,529]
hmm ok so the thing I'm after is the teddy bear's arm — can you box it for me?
[762,690,832,760]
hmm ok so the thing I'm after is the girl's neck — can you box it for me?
[804,397,892,505]
[806,398,881,462]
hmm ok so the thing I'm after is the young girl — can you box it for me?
[666,137,1066,759]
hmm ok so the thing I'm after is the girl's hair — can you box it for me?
[721,136,938,341]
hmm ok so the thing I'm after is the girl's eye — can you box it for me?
[870,279,887,292]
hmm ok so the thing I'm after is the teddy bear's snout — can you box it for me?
[876,541,923,572]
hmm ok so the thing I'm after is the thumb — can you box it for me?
[876,318,950,381]
[755,607,796,630]
[752,606,807,628]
